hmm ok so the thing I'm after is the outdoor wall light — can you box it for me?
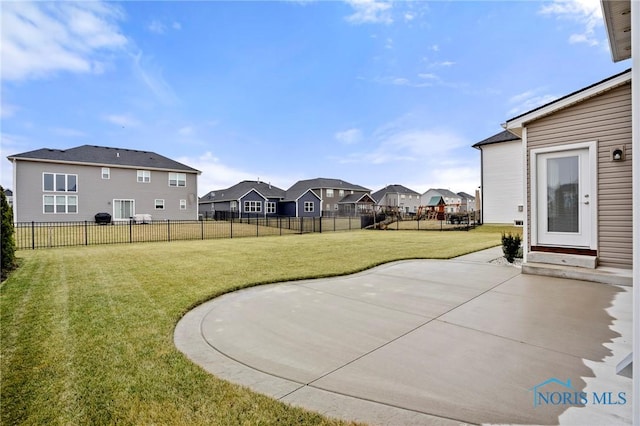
[612,147,625,161]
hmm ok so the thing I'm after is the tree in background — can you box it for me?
[1,186,16,280]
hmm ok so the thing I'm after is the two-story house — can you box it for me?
[198,180,286,219]
[7,145,200,222]
[457,191,476,214]
[286,178,375,217]
[372,184,421,214]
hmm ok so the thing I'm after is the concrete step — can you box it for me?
[522,262,632,286]
[527,251,597,268]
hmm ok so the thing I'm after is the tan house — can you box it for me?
[504,69,632,281]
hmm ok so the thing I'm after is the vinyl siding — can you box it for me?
[480,141,524,224]
[526,82,632,269]
[13,161,198,222]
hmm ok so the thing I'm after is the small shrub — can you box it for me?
[1,185,16,280]
[501,232,521,263]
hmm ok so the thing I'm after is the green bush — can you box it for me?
[1,186,16,280]
[501,232,521,263]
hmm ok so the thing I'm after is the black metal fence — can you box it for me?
[14,215,371,250]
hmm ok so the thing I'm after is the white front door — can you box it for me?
[535,148,593,248]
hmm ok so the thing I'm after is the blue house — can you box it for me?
[198,180,285,219]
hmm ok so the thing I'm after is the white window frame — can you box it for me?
[43,194,78,214]
[102,167,110,180]
[244,201,261,213]
[155,199,165,210]
[339,189,344,197]
[230,200,238,212]
[43,173,77,192]
[304,201,314,212]
[326,189,334,198]
[137,170,151,183]
[179,199,187,210]
[168,172,186,187]
[266,201,276,214]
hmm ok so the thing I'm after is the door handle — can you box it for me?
[584,201,590,205]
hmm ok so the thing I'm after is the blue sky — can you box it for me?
[1,0,631,196]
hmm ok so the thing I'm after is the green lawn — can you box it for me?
[1,227,512,425]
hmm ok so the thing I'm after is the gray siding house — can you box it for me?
[421,188,462,213]
[7,145,200,222]
[199,180,286,219]
[287,178,373,216]
[279,187,322,218]
[372,184,421,214]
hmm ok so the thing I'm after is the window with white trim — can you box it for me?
[44,195,77,214]
[102,168,110,179]
[266,202,276,214]
[137,170,151,183]
[43,173,77,192]
[244,201,261,212]
[339,189,344,197]
[179,199,187,210]
[326,189,334,198]
[168,172,186,187]
[230,201,238,211]
[304,202,314,212]
[155,199,165,210]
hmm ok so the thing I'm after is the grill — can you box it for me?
[94,212,112,224]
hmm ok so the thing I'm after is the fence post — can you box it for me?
[167,219,171,242]
[256,217,259,237]
[319,216,322,233]
[300,217,303,234]
[31,221,35,250]
[129,219,133,243]
[84,221,88,245]
[230,216,233,239]
[201,219,204,240]
[349,216,351,230]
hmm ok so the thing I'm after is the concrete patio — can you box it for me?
[174,247,632,425]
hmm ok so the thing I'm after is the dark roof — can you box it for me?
[4,189,13,196]
[285,177,369,201]
[472,130,520,149]
[371,184,420,202]
[339,193,375,204]
[200,180,285,203]
[506,68,632,124]
[457,191,475,200]
[7,145,199,173]
[423,188,460,199]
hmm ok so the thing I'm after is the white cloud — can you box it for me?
[507,88,558,116]
[0,132,31,189]
[131,51,178,105]
[539,0,603,47]
[176,152,292,196]
[418,73,438,80]
[344,0,393,25]
[103,114,140,128]
[385,37,393,49]
[1,102,18,118]
[148,20,166,34]
[1,1,127,81]
[335,128,363,145]
[172,22,182,30]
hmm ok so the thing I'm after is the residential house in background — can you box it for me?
[372,184,421,214]
[7,145,200,222]
[421,188,461,213]
[287,178,374,216]
[279,186,322,218]
[198,180,286,219]
[457,191,475,213]
[4,188,13,208]
[472,130,523,225]
[504,68,632,277]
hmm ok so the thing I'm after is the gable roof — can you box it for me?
[285,177,369,201]
[200,180,285,203]
[457,191,475,200]
[371,184,420,202]
[426,196,445,207]
[505,68,632,136]
[423,188,460,199]
[472,130,520,149]
[339,193,375,204]
[7,145,200,173]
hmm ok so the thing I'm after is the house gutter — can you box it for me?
[631,1,639,424]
